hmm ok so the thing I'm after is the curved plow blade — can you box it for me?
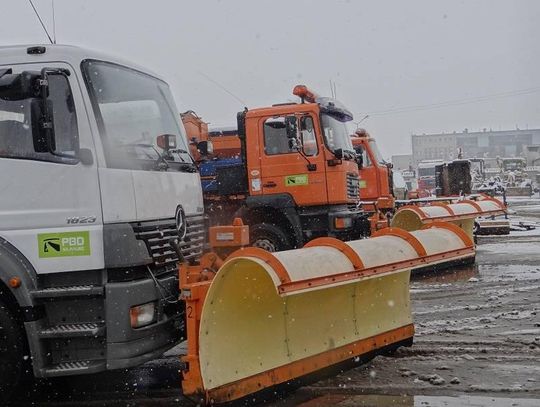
[391,195,506,241]
[181,224,474,404]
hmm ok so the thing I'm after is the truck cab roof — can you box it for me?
[0,44,164,81]
[245,100,314,119]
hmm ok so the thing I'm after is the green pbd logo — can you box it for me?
[38,231,91,258]
[285,174,308,186]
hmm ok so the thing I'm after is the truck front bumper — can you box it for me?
[105,273,184,370]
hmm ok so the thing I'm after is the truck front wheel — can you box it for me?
[250,223,292,252]
[0,299,28,400]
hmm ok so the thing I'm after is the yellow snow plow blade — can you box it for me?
[391,196,506,241]
[180,223,474,404]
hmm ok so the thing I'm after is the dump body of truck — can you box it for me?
[184,86,367,251]
[0,45,203,395]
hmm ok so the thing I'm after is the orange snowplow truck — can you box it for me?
[350,129,395,230]
[350,129,394,213]
[183,85,368,251]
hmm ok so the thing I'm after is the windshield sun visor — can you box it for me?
[316,96,354,122]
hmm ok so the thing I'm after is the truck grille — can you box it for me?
[131,214,205,273]
[346,172,360,200]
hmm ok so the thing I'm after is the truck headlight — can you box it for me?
[130,302,157,328]
[335,217,353,229]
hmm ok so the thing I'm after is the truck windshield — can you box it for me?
[82,60,192,171]
[321,113,354,156]
[368,140,386,164]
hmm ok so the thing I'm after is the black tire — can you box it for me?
[250,223,293,252]
[0,299,28,401]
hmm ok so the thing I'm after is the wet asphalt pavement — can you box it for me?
[9,197,540,407]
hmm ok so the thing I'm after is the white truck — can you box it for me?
[0,45,204,395]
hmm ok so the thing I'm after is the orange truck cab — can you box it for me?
[350,129,395,215]
[185,86,368,251]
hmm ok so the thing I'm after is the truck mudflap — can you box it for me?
[391,195,506,241]
[180,222,474,404]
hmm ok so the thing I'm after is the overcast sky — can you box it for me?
[2,0,539,157]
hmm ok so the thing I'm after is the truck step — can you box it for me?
[39,322,105,339]
[42,360,106,377]
[31,285,103,299]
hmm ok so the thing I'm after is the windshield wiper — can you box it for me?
[117,142,199,173]
[170,148,198,172]
[342,149,357,160]
[176,161,198,173]
[119,142,170,171]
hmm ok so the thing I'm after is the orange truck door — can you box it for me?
[355,142,380,201]
[258,114,327,206]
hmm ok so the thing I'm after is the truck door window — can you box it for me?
[300,116,317,156]
[263,116,298,155]
[0,73,79,162]
[368,140,385,164]
[353,145,372,166]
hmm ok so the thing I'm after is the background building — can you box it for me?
[391,154,414,171]
[411,128,540,166]
[525,145,540,166]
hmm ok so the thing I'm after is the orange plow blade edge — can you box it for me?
[180,222,474,404]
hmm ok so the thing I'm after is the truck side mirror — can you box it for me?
[156,134,177,151]
[353,146,364,169]
[334,148,344,159]
[197,140,214,156]
[285,116,297,139]
[288,137,300,151]
[356,153,363,169]
[30,98,55,153]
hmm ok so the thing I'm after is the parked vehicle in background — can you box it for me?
[184,85,367,252]
[350,129,395,215]
[417,159,444,194]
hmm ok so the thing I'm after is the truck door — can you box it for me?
[0,63,103,273]
[258,114,327,206]
[354,143,380,201]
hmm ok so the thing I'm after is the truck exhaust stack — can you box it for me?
[180,222,475,404]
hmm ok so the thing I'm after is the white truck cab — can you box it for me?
[0,45,204,393]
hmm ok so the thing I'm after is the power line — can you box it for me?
[367,86,540,117]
